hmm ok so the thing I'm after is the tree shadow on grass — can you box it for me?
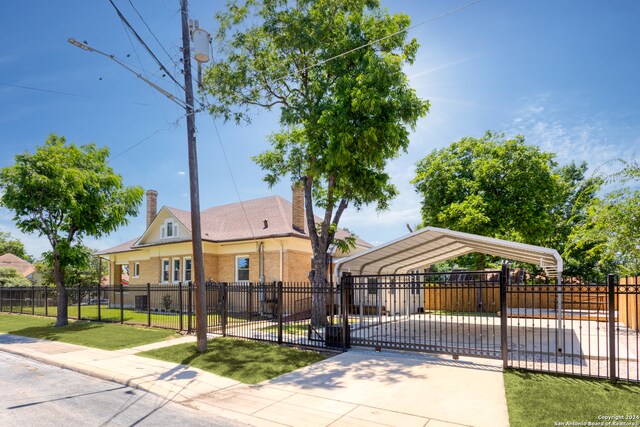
[2,321,102,343]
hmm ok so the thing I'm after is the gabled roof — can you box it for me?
[96,195,371,255]
[0,253,35,277]
[335,226,563,276]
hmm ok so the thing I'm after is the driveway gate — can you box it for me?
[341,268,639,382]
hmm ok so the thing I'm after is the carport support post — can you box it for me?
[607,274,617,382]
[500,263,509,369]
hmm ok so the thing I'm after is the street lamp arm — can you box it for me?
[67,38,189,110]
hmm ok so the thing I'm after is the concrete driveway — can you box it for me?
[192,349,509,427]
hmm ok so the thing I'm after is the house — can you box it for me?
[0,253,36,279]
[96,186,371,288]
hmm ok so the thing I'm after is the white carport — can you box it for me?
[335,226,562,277]
[335,226,564,337]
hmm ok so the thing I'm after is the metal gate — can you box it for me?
[343,269,639,382]
[342,269,505,359]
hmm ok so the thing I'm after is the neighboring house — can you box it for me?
[96,186,371,288]
[0,253,36,280]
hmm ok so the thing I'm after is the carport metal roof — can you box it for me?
[335,226,563,276]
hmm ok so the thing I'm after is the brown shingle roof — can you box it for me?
[97,195,371,255]
[0,253,35,277]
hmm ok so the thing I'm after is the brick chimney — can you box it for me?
[146,189,158,228]
[291,183,305,233]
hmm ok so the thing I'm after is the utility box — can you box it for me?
[135,295,148,312]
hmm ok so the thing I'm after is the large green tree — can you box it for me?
[0,135,143,326]
[569,162,640,275]
[0,267,30,287]
[412,132,564,268]
[205,0,429,325]
[0,231,32,262]
[550,162,603,277]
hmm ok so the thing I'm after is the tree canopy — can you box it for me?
[205,0,429,325]
[568,161,640,275]
[0,267,30,287]
[0,134,143,325]
[0,231,32,262]
[412,132,562,245]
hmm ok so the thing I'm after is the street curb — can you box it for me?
[0,342,206,404]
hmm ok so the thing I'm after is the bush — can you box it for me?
[161,293,173,311]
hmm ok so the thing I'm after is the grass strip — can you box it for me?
[139,337,327,384]
[504,370,640,427]
[0,312,179,350]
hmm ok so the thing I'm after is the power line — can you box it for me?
[273,0,481,83]
[107,0,186,94]
[0,81,150,106]
[127,0,180,69]
[108,126,172,162]
[118,16,172,123]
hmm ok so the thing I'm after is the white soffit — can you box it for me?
[335,226,563,276]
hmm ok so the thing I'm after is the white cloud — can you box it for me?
[177,171,186,176]
[508,94,639,179]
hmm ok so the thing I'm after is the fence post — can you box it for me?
[608,274,617,382]
[500,263,509,369]
[44,287,48,317]
[147,283,151,327]
[277,281,283,344]
[120,284,124,324]
[178,282,183,332]
[96,284,101,322]
[222,282,228,337]
[187,282,193,334]
[77,285,81,320]
[31,285,35,315]
[0,287,3,312]
[9,289,13,313]
[341,272,351,351]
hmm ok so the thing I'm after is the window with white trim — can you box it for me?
[172,259,180,283]
[161,219,178,239]
[183,257,192,283]
[133,262,140,278]
[161,259,170,283]
[235,256,250,282]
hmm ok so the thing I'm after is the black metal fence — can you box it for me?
[0,283,197,331]
[1,270,638,382]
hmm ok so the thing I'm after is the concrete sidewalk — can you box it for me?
[0,333,509,427]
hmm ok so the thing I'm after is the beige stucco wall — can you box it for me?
[104,236,313,285]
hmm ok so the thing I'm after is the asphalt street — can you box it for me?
[0,351,246,427]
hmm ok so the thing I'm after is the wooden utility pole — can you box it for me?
[181,0,207,352]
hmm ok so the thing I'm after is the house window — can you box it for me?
[236,256,249,282]
[183,257,192,283]
[161,259,169,283]
[133,262,140,278]
[172,259,180,283]
[161,219,178,239]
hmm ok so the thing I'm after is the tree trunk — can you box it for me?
[53,253,68,327]
[310,254,329,327]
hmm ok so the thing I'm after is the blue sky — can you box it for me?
[1,0,639,259]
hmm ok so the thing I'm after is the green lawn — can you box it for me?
[0,312,180,350]
[139,337,327,384]
[260,323,310,335]
[504,370,640,427]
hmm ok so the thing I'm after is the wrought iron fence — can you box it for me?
[1,271,638,383]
